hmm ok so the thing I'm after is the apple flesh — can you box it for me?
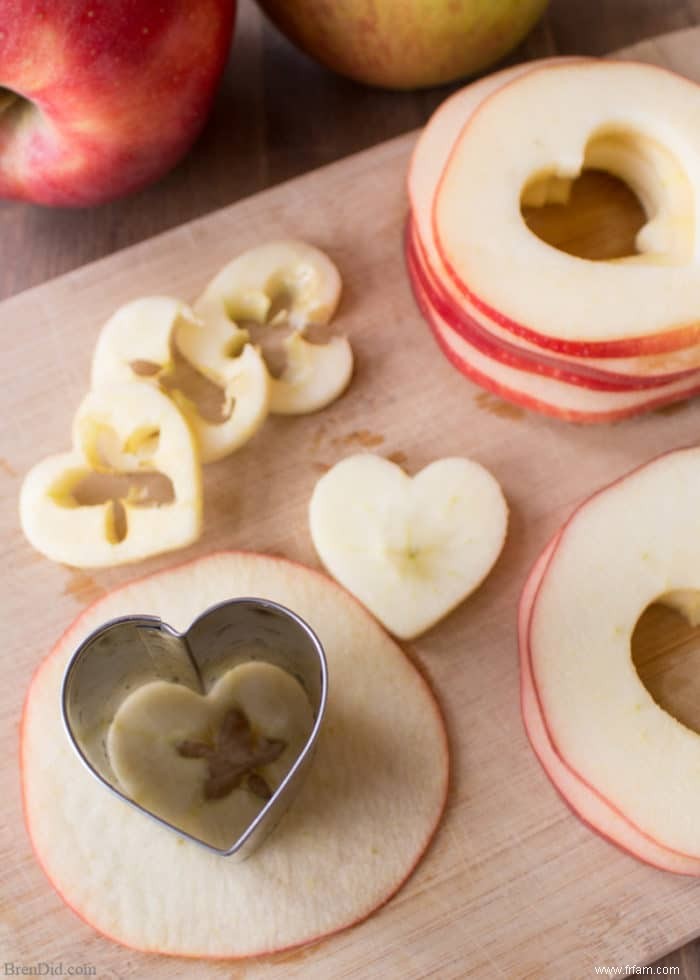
[309,453,508,639]
[22,551,448,957]
[255,0,547,90]
[410,221,698,393]
[0,0,235,206]
[408,59,700,383]
[434,60,700,357]
[406,222,700,422]
[520,536,700,875]
[527,448,700,862]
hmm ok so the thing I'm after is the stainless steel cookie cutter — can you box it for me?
[61,597,328,859]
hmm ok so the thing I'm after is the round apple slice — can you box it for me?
[434,60,700,356]
[409,221,690,394]
[183,241,353,415]
[407,219,700,422]
[22,552,448,958]
[529,447,700,859]
[520,536,700,875]
[409,60,700,381]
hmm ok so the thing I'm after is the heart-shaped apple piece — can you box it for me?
[309,453,508,639]
[91,296,270,463]
[184,240,353,415]
[19,383,202,567]
[108,661,313,852]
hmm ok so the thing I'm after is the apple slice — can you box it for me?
[409,221,690,394]
[409,60,700,382]
[184,241,353,415]
[91,297,270,463]
[411,218,700,389]
[407,220,700,422]
[528,447,700,859]
[309,453,508,640]
[519,536,700,875]
[434,60,700,356]
[22,552,448,958]
[19,383,202,567]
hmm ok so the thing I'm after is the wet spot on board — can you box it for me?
[332,429,385,449]
[311,423,328,452]
[475,392,525,420]
[63,569,106,606]
[386,450,408,466]
[653,401,688,417]
[266,939,325,966]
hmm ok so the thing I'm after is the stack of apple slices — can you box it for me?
[521,448,700,874]
[407,58,700,422]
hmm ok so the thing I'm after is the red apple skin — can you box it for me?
[431,59,700,358]
[410,221,699,390]
[0,0,235,206]
[406,227,700,423]
[408,221,695,392]
[519,536,700,875]
[21,550,449,958]
[255,0,547,91]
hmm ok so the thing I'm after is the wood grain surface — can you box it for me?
[4,3,700,978]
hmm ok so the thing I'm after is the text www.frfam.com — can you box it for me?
[594,967,680,977]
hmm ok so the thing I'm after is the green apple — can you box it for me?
[255,0,548,90]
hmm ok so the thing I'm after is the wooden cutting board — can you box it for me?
[3,26,700,980]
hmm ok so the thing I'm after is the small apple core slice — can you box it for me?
[22,552,448,958]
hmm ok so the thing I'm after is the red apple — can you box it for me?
[0,0,235,206]
[255,0,547,91]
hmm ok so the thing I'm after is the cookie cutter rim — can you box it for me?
[60,596,328,859]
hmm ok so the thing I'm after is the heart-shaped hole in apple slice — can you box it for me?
[62,597,327,857]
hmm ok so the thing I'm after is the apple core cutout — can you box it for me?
[631,598,700,735]
[520,127,693,264]
[522,170,646,261]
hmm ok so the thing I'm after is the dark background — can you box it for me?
[3,1,700,973]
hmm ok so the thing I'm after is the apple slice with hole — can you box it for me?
[520,535,700,875]
[528,447,700,861]
[407,219,700,422]
[309,453,508,640]
[19,383,202,567]
[408,60,700,382]
[408,220,695,394]
[22,552,448,958]
[91,297,270,463]
[412,215,700,389]
[184,241,353,415]
[434,60,700,359]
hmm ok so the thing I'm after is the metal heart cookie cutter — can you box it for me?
[61,597,328,859]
